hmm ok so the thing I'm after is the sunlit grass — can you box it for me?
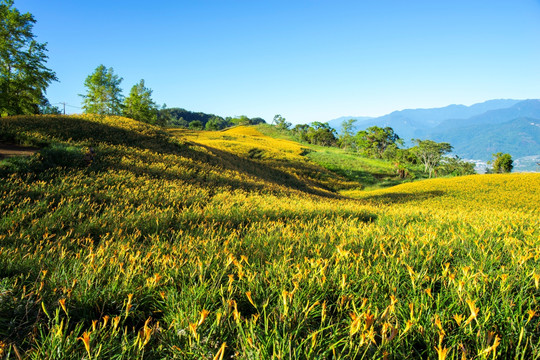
[0,115,538,359]
[253,123,422,190]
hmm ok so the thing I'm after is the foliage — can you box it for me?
[188,120,203,130]
[0,115,539,359]
[227,116,266,127]
[123,79,159,125]
[355,126,403,158]
[411,139,453,178]
[168,116,188,127]
[249,117,266,125]
[272,114,291,131]
[438,155,476,177]
[291,123,311,142]
[159,107,210,125]
[490,152,513,173]
[80,65,123,115]
[158,108,264,130]
[307,122,338,146]
[0,0,57,116]
[338,119,358,150]
[205,116,228,130]
[38,100,61,115]
[229,115,251,126]
[290,122,337,147]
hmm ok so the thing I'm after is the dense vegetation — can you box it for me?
[1,3,537,359]
[0,115,538,359]
[158,109,266,130]
[0,0,57,116]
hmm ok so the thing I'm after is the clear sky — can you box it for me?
[15,0,540,124]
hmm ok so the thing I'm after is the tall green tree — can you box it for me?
[80,65,123,115]
[438,155,476,176]
[0,0,57,116]
[490,152,513,173]
[273,114,291,130]
[338,119,357,150]
[205,116,228,130]
[307,122,337,146]
[123,79,159,124]
[355,126,402,158]
[411,139,453,178]
[188,120,203,130]
[230,115,251,126]
[292,124,310,142]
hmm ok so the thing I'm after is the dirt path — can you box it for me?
[0,142,39,160]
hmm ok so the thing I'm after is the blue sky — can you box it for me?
[16,0,540,124]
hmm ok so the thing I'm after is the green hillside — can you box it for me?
[0,115,539,359]
[254,124,424,189]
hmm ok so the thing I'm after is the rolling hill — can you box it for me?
[0,115,539,358]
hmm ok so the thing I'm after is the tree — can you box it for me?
[438,155,476,176]
[273,114,291,130]
[341,119,357,137]
[205,116,227,130]
[39,100,61,114]
[338,119,357,150]
[411,139,453,178]
[230,115,251,126]
[188,120,203,130]
[80,65,123,115]
[490,152,513,173]
[0,0,57,116]
[249,117,266,125]
[355,126,402,158]
[307,122,337,146]
[123,79,158,124]
[292,124,310,142]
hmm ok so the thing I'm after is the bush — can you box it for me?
[490,152,513,173]
[188,120,203,130]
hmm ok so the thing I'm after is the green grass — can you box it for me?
[255,124,299,141]
[305,146,419,190]
[0,115,539,359]
[256,124,426,190]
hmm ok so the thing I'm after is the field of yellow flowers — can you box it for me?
[0,115,539,359]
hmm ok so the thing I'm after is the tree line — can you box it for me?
[275,117,513,177]
[79,65,268,130]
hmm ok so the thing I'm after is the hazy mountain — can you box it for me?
[374,99,522,128]
[328,99,522,140]
[429,117,540,160]
[327,99,540,170]
[434,99,540,131]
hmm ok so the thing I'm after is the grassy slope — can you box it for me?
[171,126,362,193]
[0,115,539,359]
[254,124,425,190]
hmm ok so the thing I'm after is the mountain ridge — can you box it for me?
[327,99,540,169]
[327,99,523,132]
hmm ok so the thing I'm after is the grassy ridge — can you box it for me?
[173,126,362,193]
[253,124,423,190]
[0,115,539,359]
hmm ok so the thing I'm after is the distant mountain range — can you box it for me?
[328,99,540,171]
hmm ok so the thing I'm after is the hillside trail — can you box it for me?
[0,142,39,160]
